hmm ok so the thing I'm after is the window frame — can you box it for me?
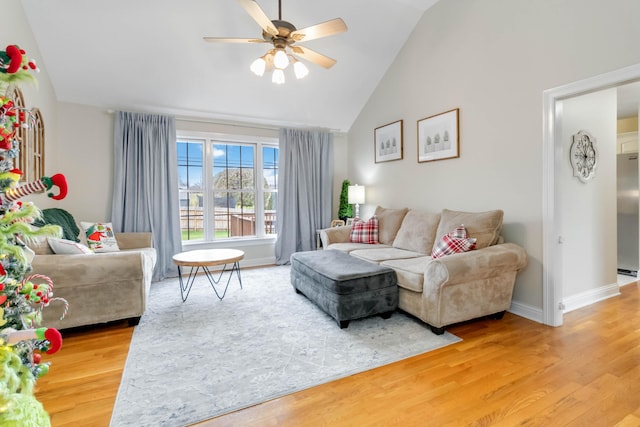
[177,130,278,244]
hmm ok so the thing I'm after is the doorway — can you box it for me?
[542,64,640,327]
[616,85,640,283]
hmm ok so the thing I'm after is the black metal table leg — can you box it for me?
[202,261,243,300]
[177,265,202,302]
[178,262,242,302]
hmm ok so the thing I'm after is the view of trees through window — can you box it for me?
[177,136,278,241]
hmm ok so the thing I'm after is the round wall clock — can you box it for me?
[570,130,597,183]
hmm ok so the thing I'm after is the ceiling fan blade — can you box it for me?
[291,45,337,69]
[237,0,278,37]
[203,37,266,43]
[290,18,347,42]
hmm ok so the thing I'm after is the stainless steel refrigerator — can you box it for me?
[617,152,639,275]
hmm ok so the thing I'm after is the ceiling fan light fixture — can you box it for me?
[204,0,348,85]
[273,48,289,69]
[272,68,285,84]
[250,56,267,76]
[293,58,309,79]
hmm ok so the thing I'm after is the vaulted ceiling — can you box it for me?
[21,0,441,132]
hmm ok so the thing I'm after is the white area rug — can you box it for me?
[110,265,460,427]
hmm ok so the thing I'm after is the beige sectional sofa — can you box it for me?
[28,232,157,330]
[319,206,527,333]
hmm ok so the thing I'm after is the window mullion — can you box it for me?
[255,143,264,238]
[203,139,215,241]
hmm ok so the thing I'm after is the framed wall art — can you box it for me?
[417,108,459,163]
[374,120,403,163]
[569,130,597,183]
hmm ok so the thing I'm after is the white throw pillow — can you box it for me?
[80,222,120,253]
[48,237,94,255]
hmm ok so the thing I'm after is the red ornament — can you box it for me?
[4,45,23,74]
[44,328,63,354]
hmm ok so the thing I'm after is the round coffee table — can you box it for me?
[172,249,245,302]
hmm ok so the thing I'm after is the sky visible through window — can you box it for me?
[178,140,278,190]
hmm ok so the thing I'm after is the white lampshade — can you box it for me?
[348,184,365,204]
[272,68,285,84]
[293,59,309,79]
[250,57,266,76]
[273,49,289,69]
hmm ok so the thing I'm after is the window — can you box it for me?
[177,133,278,242]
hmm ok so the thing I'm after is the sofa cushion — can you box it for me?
[434,209,503,250]
[374,206,409,245]
[350,247,423,264]
[381,256,432,292]
[27,236,54,255]
[349,216,379,244]
[81,222,121,253]
[431,225,477,259]
[327,242,391,253]
[393,210,441,254]
[48,237,94,255]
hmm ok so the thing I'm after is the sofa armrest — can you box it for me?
[424,243,528,291]
[419,243,527,328]
[115,232,153,250]
[319,226,352,248]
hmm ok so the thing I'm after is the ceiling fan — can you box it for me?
[203,0,347,83]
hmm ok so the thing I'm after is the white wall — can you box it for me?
[559,89,617,302]
[347,0,640,313]
[4,0,59,209]
[52,103,114,221]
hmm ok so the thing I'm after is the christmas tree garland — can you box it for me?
[0,44,69,426]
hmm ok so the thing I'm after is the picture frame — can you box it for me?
[345,218,355,226]
[330,219,345,227]
[417,108,460,163]
[374,120,403,163]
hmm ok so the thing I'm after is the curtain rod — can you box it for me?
[174,116,340,133]
[106,110,340,133]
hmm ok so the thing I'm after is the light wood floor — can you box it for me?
[36,283,640,427]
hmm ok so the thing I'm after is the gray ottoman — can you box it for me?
[290,249,398,328]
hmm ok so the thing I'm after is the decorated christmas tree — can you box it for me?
[0,44,69,426]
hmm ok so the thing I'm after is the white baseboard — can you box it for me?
[508,300,544,324]
[241,257,276,268]
[207,257,276,271]
[562,283,621,314]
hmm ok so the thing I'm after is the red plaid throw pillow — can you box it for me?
[431,224,477,259]
[349,216,379,244]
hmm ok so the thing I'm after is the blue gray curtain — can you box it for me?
[275,128,334,264]
[112,111,182,281]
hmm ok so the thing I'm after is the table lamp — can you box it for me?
[348,184,365,219]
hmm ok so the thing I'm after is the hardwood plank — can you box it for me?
[35,321,133,427]
[34,283,640,427]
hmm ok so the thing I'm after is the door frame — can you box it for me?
[542,63,640,326]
